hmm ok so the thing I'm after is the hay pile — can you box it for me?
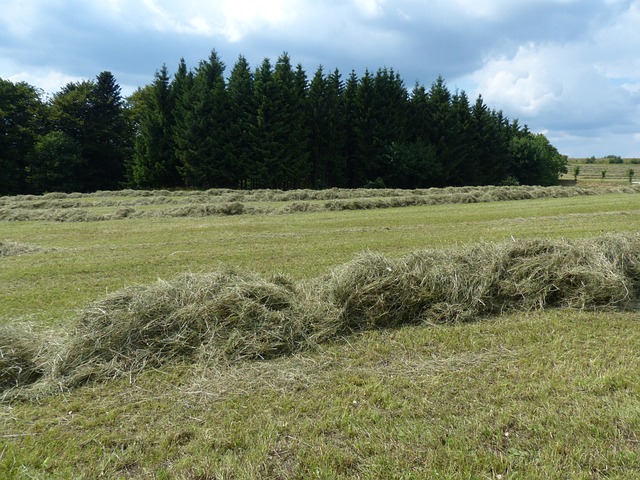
[54,270,338,386]
[3,234,640,392]
[325,235,640,329]
[0,240,47,257]
[0,325,45,392]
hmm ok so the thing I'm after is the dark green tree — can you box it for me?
[131,65,181,188]
[342,70,360,187]
[27,131,84,193]
[425,76,459,185]
[373,68,408,184]
[470,96,510,185]
[174,50,229,187]
[508,133,568,185]
[0,79,44,194]
[352,69,377,186]
[253,57,278,188]
[268,53,310,188]
[448,90,474,185]
[226,55,257,188]
[85,71,132,190]
[49,80,95,191]
[325,69,347,187]
[307,66,347,187]
[288,63,312,188]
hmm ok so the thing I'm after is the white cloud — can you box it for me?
[468,43,565,115]
[220,0,299,41]
[7,69,83,96]
[352,0,385,18]
[0,2,40,36]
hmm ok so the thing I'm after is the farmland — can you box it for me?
[2,185,640,478]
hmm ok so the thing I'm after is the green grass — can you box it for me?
[2,188,640,478]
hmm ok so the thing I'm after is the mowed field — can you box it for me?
[2,186,640,479]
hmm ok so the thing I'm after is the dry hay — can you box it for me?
[0,240,47,257]
[0,325,45,392]
[324,234,640,329]
[2,185,640,222]
[4,233,640,393]
[54,270,338,387]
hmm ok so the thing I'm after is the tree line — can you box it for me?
[0,50,568,195]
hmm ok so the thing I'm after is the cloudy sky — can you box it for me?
[1,0,639,157]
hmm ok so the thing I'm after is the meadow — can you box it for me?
[2,185,640,478]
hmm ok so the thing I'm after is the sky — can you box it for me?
[1,0,639,158]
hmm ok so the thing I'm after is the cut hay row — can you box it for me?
[0,240,49,257]
[53,270,338,387]
[5,234,640,398]
[1,185,639,222]
[0,325,46,393]
[3,234,640,396]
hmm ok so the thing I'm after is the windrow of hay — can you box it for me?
[2,185,639,222]
[0,240,49,257]
[53,270,339,387]
[4,234,640,393]
[0,325,45,392]
[324,234,640,329]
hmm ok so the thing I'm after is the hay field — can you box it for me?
[2,187,640,478]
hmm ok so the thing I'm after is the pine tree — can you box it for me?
[131,65,181,188]
[308,66,346,187]
[174,50,229,187]
[226,55,257,189]
[353,69,377,186]
[325,69,347,187]
[448,90,473,185]
[253,57,278,188]
[470,95,510,185]
[372,67,408,183]
[85,71,132,190]
[342,70,359,187]
[0,79,44,194]
[270,53,311,189]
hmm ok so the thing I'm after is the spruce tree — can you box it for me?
[308,66,346,187]
[174,50,229,187]
[470,96,510,185]
[131,65,181,188]
[0,79,44,194]
[325,69,347,187]
[85,71,132,190]
[342,71,359,187]
[253,57,278,188]
[372,67,409,183]
[353,69,377,186]
[226,55,257,188]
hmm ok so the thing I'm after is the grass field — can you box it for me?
[564,158,640,184]
[2,187,640,478]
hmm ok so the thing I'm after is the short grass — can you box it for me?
[2,187,640,478]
